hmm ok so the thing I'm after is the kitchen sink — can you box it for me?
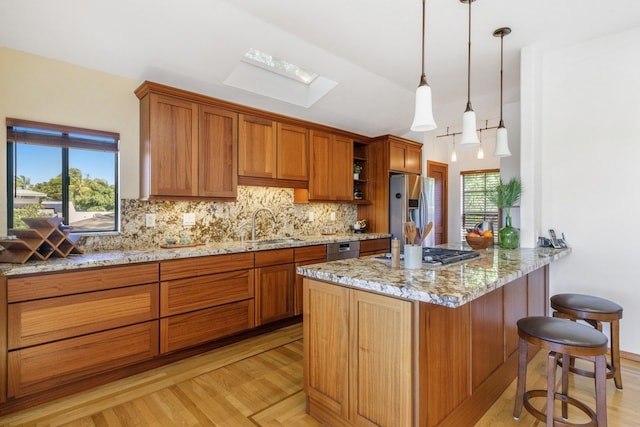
[251,238,303,245]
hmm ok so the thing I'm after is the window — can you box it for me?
[6,119,119,233]
[461,170,500,240]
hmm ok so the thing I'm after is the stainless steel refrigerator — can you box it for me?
[389,174,435,250]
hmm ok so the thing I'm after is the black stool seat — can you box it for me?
[551,294,623,319]
[551,293,623,389]
[514,316,609,427]
[518,316,608,351]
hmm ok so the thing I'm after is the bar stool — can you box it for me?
[513,316,608,427]
[551,293,623,389]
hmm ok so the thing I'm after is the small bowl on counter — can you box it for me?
[465,235,493,250]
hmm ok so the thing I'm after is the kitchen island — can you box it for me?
[297,244,570,427]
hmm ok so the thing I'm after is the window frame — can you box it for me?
[6,118,120,233]
[460,169,500,241]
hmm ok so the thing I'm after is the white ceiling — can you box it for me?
[2,0,640,141]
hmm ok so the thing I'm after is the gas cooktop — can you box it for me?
[379,247,480,266]
[421,247,480,265]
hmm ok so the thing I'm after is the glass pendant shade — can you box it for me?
[411,82,437,131]
[494,125,511,157]
[460,109,480,145]
[451,148,457,162]
[477,145,484,159]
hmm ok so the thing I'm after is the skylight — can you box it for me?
[242,48,318,85]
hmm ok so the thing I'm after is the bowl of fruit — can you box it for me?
[465,228,494,250]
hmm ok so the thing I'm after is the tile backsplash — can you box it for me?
[79,186,358,251]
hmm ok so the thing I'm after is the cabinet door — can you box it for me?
[303,279,349,420]
[389,141,407,172]
[405,144,422,174]
[8,321,158,398]
[309,131,333,200]
[238,114,277,178]
[160,300,254,354]
[277,123,308,181]
[149,94,199,197]
[332,135,354,201]
[349,290,413,427]
[309,131,353,201]
[255,263,294,325]
[199,105,238,198]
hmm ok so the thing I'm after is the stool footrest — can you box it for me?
[524,389,597,427]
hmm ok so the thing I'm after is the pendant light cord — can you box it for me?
[499,31,504,126]
[419,0,427,85]
[465,0,472,112]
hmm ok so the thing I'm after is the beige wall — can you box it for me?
[0,47,140,233]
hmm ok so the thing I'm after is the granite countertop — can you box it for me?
[0,233,390,276]
[297,243,571,308]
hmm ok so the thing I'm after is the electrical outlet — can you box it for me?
[308,212,314,222]
[330,212,336,221]
[145,213,156,227]
[183,213,196,226]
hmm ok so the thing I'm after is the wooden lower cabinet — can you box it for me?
[160,300,254,353]
[358,237,390,257]
[303,279,413,427]
[8,321,158,398]
[159,253,256,353]
[304,266,549,427]
[255,249,295,325]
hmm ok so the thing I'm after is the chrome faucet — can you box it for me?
[251,208,277,241]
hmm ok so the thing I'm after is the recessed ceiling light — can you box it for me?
[242,48,318,85]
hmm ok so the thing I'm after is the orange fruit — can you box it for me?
[483,230,493,238]
[468,232,480,237]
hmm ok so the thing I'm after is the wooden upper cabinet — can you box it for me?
[238,115,308,182]
[390,139,422,174]
[199,105,238,198]
[147,93,199,198]
[309,130,353,201]
[238,114,277,179]
[137,82,238,200]
[277,122,308,181]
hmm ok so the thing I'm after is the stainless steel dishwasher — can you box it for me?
[326,241,360,261]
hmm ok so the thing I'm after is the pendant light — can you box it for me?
[493,27,512,157]
[477,129,484,159]
[451,134,457,162]
[410,0,437,132]
[459,0,479,146]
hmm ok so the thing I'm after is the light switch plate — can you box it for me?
[329,212,336,221]
[145,213,156,227]
[308,212,314,222]
[183,213,196,226]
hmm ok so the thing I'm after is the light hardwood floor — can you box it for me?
[0,323,637,426]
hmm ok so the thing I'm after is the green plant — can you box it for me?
[353,163,363,174]
[490,177,522,216]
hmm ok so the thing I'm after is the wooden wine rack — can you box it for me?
[0,217,83,264]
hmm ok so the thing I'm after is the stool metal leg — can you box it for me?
[513,337,527,420]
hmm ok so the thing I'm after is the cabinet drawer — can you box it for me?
[160,300,254,353]
[160,269,254,317]
[8,284,159,349]
[359,238,391,256]
[294,245,326,263]
[8,321,159,398]
[255,248,294,267]
[7,263,159,302]
[160,252,254,281]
